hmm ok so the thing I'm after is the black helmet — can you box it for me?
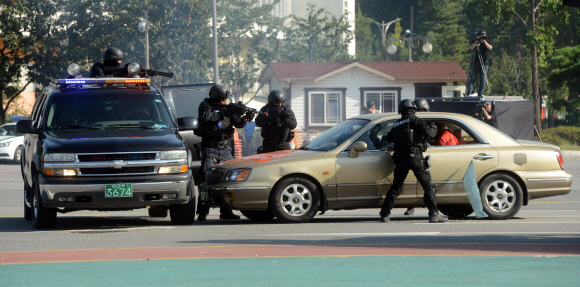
[209,84,228,101]
[398,99,416,114]
[414,98,430,112]
[268,90,285,104]
[104,47,123,61]
[367,100,376,108]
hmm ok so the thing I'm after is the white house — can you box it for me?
[257,61,468,132]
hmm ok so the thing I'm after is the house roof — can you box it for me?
[258,61,468,84]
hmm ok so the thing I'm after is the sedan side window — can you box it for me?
[348,120,395,151]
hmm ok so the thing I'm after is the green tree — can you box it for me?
[479,0,570,133]
[0,0,58,124]
[487,47,532,97]
[419,0,469,69]
[548,45,580,100]
[355,4,377,61]
[217,0,283,102]
[278,3,353,62]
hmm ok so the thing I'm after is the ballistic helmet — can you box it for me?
[268,90,285,104]
[104,47,124,61]
[414,98,430,112]
[398,99,417,114]
[209,84,228,101]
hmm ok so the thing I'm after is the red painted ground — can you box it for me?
[1,244,579,265]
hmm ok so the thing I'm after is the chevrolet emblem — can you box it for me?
[109,160,127,169]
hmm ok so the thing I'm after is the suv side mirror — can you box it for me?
[348,141,367,158]
[16,120,39,134]
[177,117,199,131]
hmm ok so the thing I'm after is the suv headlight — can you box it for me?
[0,141,10,147]
[44,153,76,162]
[224,169,251,182]
[159,150,187,160]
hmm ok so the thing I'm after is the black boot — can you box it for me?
[429,213,448,223]
[380,216,390,223]
[197,213,207,221]
[219,209,240,220]
[404,208,414,215]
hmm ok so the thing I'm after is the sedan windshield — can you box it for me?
[303,119,370,151]
[45,93,173,130]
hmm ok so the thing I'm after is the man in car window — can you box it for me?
[379,99,448,223]
[255,90,297,153]
[432,123,458,146]
[195,84,250,221]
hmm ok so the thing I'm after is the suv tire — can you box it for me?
[31,176,57,229]
[24,183,32,221]
[169,194,196,225]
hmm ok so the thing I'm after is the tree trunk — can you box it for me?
[531,44,541,134]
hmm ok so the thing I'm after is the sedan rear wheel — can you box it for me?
[479,174,523,220]
[269,177,320,223]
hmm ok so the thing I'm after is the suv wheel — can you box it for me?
[269,177,320,223]
[169,193,196,225]
[31,176,57,229]
[24,183,32,221]
[479,174,523,220]
[240,210,275,221]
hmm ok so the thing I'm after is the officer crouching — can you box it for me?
[195,84,252,221]
[255,90,297,153]
[379,99,448,223]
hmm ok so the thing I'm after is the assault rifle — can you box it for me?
[215,101,258,122]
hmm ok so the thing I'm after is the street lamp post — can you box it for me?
[211,0,219,84]
[372,18,401,45]
[387,30,432,62]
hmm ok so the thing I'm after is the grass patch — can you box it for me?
[542,126,580,150]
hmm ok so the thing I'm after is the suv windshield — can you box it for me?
[45,93,173,130]
[303,119,370,151]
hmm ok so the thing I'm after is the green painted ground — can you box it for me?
[1,256,579,286]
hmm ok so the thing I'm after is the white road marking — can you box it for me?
[35,226,175,233]
[264,231,580,237]
[414,221,580,225]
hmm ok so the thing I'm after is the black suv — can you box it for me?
[18,78,199,229]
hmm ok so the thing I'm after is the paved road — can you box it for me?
[0,157,578,286]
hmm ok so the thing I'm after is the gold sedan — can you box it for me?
[200,112,572,223]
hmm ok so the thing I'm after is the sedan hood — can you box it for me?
[44,129,184,153]
[218,150,324,169]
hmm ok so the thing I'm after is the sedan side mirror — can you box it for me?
[348,141,367,158]
[177,117,199,131]
[16,120,39,134]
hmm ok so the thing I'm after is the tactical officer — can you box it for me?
[379,99,447,223]
[403,98,430,216]
[255,90,297,153]
[196,84,251,221]
[90,47,128,78]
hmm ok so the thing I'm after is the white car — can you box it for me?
[0,123,24,162]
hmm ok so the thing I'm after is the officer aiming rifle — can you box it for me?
[256,90,297,153]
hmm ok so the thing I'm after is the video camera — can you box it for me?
[469,30,486,45]
[474,101,490,121]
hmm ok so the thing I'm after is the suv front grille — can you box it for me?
[78,153,156,162]
[80,166,155,175]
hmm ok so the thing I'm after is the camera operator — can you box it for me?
[466,30,492,96]
[475,101,498,128]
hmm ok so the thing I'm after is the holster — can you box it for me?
[423,155,432,169]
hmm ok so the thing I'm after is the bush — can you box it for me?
[542,126,580,145]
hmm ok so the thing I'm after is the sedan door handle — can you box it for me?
[473,155,494,160]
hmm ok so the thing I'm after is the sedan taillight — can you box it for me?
[555,149,564,170]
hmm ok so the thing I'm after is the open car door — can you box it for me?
[161,83,214,160]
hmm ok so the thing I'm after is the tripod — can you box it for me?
[466,45,492,96]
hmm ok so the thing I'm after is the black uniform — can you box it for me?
[196,98,246,216]
[90,47,127,78]
[255,104,297,153]
[379,108,445,222]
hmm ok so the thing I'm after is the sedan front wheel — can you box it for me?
[479,174,523,220]
[269,177,320,223]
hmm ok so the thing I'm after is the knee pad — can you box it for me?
[389,187,404,197]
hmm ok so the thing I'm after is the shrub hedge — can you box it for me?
[541,126,580,146]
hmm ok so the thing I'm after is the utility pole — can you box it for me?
[212,0,219,84]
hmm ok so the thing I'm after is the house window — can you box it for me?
[310,92,341,125]
[364,91,397,113]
